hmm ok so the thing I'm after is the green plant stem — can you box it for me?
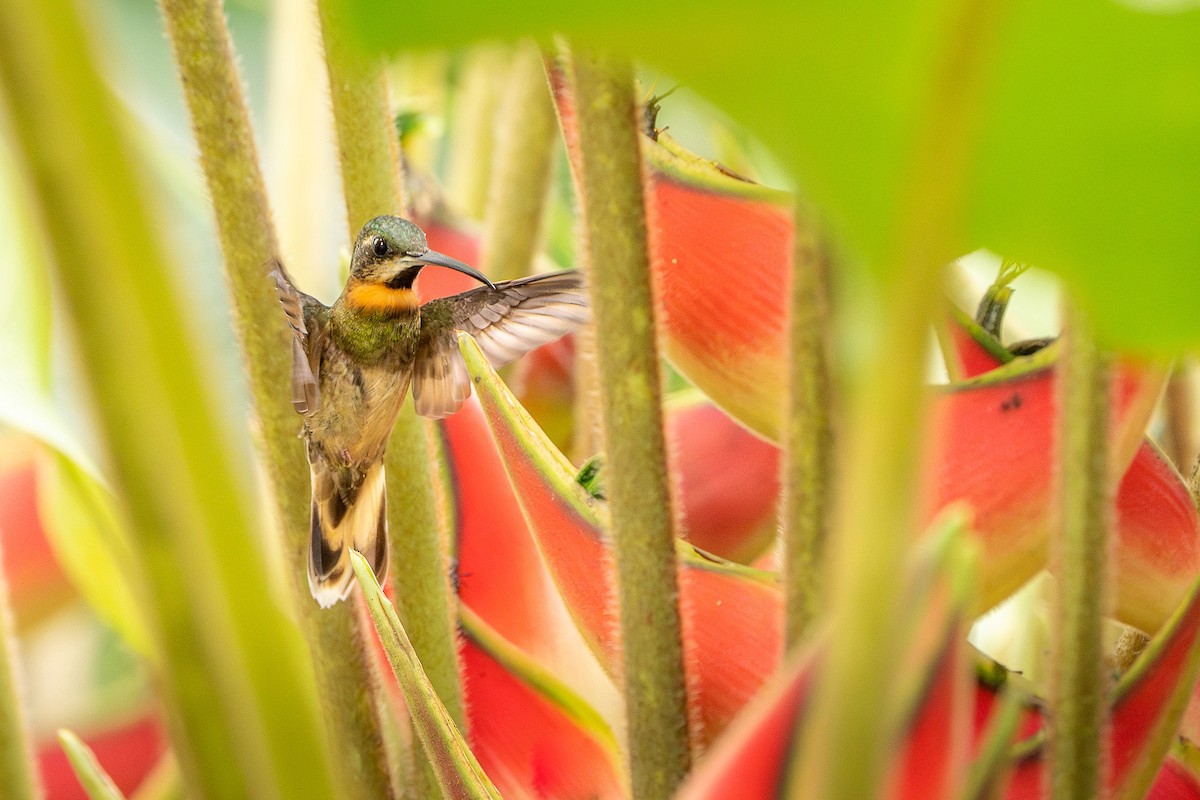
[156,2,392,798]
[0,1,334,796]
[568,46,692,799]
[1050,300,1112,799]
[479,40,559,282]
[445,45,510,220]
[1163,364,1195,474]
[318,0,407,235]
[797,1,1002,797]
[352,554,503,800]
[782,212,834,648]
[318,0,467,746]
[0,543,38,800]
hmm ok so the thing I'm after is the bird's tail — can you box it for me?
[308,459,390,607]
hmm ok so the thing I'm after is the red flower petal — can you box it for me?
[460,334,783,747]
[930,313,1200,632]
[669,397,781,564]
[461,607,626,800]
[680,522,977,800]
[549,62,795,441]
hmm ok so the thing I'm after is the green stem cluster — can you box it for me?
[568,46,692,799]
[0,0,330,795]
[1050,301,1112,799]
[156,3,392,797]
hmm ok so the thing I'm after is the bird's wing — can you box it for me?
[413,270,589,419]
[269,259,329,416]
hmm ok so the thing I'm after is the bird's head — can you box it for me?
[349,216,494,292]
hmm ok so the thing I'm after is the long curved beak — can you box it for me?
[416,249,496,290]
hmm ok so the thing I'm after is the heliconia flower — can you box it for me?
[400,131,1196,799]
[676,523,1200,799]
[457,333,784,749]
[443,395,616,705]
[678,517,977,800]
[1147,748,1200,799]
[982,568,1200,798]
[460,605,627,800]
[667,394,781,565]
[930,309,1199,634]
[547,61,796,442]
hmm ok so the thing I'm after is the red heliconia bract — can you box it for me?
[548,60,796,442]
[459,335,784,749]
[460,608,626,800]
[668,397,781,564]
[929,312,1200,633]
[679,524,976,800]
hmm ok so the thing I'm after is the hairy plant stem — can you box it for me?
[568,47,692,799]
[479,41,559,283]
[157,2,392,797]
[1050,301,1112,799]
[318,0,467,765]
[0,543,38,800]
[782,213,834,648]
[796,1,1002,797]
[0,1,336,795]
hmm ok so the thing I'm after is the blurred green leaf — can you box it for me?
[333,0,1200,350]
[57,729,127,800]
[37,453,151,656]
[0,135,51,395]
[0,0,338,794]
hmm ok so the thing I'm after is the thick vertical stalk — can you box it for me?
[479,41,559,283]
[782,217,834,648]
[797,2,1001,797]
[1049,301,1112,799]
[318,2,407,236]
[157,2,391,798]
[569,47,692,799]
[0,0,337,795]
[318,0,466,741]
[445,46,510,220]
[0,543,38,800]
[1163,365,1195,473]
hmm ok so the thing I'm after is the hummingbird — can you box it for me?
[270,215,588,607]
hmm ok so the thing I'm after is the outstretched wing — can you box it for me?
[269,258,329,416]
[413,270,589,419]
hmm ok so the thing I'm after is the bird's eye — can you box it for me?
[372,237,388,257]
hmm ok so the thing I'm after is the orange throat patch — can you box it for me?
[346,281,419,314]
